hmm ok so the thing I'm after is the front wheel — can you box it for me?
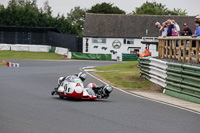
[51,91,55,95]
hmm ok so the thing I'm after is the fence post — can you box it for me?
[173,40,176,59]
[165,40,168,58]
[162,40,165,58]
[183,40,186,62]
[196,40,199,63]
[178,39,181,61]
[169,40,172,58]
[188,40,192,63]
[158,39,161,57]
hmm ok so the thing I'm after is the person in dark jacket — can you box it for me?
[165,19,178,55]
[166,19,175,36]
[181,23,192,55]
[181,23,192,36]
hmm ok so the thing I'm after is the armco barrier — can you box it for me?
[71,52,112,61]
[139,57,200,104]
[165,63,200,103]
[139,57,167,88]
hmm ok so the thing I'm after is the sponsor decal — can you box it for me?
[76,83,82,87]
[112,40,121,49]
[74,79,81,83]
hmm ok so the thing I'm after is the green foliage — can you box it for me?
[0,0,78,35]
[133,1,187,16]
[87,2,126,14]
[67,6,86,36]
[168,8,187,16]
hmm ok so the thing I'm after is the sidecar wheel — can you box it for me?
[59,95,64,99]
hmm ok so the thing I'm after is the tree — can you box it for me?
[43,0,52,17]
[133,1,187,16]
[0,0,79,35]
[67,6,86,36]
[87,2,125,14]
[168,8,187,16]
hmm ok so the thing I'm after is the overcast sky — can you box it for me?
[1,0,199,16]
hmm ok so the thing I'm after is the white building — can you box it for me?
[83,37,158,60]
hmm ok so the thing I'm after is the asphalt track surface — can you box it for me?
[0,60,200,133]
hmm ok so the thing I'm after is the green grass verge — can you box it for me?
[0,51,67,60]
[94,61,152,91]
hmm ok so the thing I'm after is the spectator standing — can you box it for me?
[181,23,192,55]
[192,21,200,38]
[195,15,200,22]
[165,19,178,55]
[181,23,192,36]
[161,22,168,37]
[194,15,200,34]
[165,19,178,37]
[155,22,162,36]
[191,21,200,55]
[172,19,180,35]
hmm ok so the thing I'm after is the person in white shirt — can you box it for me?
[155,22,162,36]
[161,22,168,37]
[172,19,180,35]
[195,15,200,21]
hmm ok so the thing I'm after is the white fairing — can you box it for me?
[87,83,96,88]
[58,77,64,84]
[57,83,65,92]
[74,83,83,93]
[57,76,84,94]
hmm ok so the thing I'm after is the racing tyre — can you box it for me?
[59,95,64,99]
[51,91,55,95]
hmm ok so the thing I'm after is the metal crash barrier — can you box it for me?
[139,57,200,104]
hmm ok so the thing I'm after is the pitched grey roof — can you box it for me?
[83,13,196,38]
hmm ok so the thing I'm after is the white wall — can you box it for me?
[83,37,158,60]
[0,44,70,56]
[0,44,50,53]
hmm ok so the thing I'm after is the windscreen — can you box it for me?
[65,75,82,83]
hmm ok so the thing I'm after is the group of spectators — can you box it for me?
[155,15,200,56]
[155,15,200,38]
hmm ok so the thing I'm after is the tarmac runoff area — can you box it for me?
[131,91,200,113]
[87,72,200,114]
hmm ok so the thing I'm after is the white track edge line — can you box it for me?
[81,68,200,115]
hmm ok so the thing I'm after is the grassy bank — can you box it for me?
[93,61,153,91]
[0,51,66,60]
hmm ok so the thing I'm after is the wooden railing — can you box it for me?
[158,36,200,63]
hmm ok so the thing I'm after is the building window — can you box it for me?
[92,38,106,43]
[124,39,134,44]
